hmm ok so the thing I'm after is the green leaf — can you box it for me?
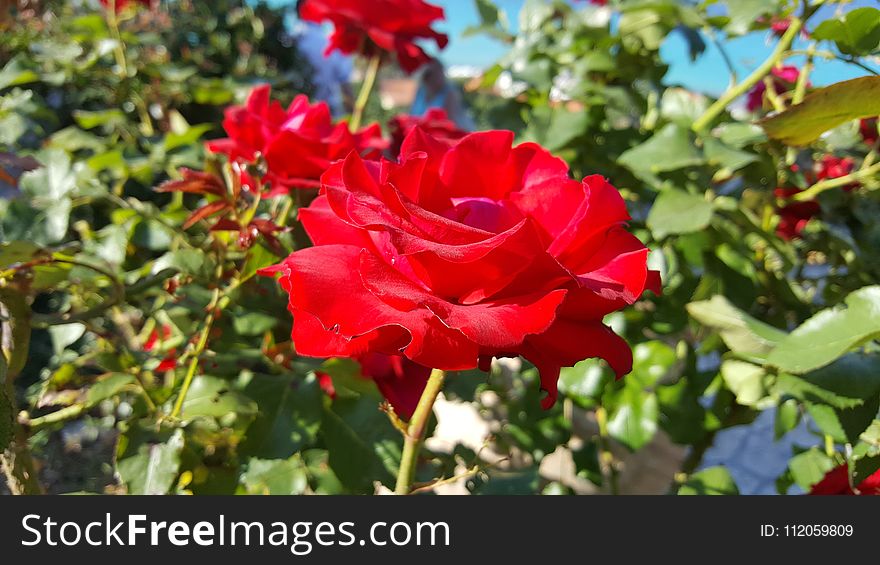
[559,359,610,409]
[73,109,127,131]
[774,399,801,440]
[630,341,676,387]
[660,87,708,126]
[240,457,308,495]
[116,427,185,495]
[788,448,835,491]
[0,241,43,268]
[767,285,880,374]
[238,373,323,459]
[811,7,880,56]
[232,312,277,336]
[607,384,658,451]
[647,189,713,240]
[687,295,787,357]
[677,466,739,495]
[720,360,770,408]
[240,243,281,283]
[320,395,400,492]
[798,355,880,443]
[703,138,758,179]
[48,323,86,355]
[17,149,78,244]
[164,124,213,152]
[759,77,880,146]
[180,375,258,423]
[0,54,40,90]
[715,123,767,148]
[0,286,32,380]
[725,0,772,36]
[619,124,704,178]
[544,108,591,151]
[86,373,136,407]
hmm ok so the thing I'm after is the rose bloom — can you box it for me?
[298,0,448,73]
[746,66,805,112]
[388,108,467,158]
[774,187,819,241]
[207,84,385,195]
[262,128,660,409]
[860,118,878,146]
[99,0,154,12]
[816,154,857,191]
[810,464,880,495]
[144,325,177,372]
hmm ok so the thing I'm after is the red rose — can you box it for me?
[746,66,805,112]
[299,0,448,73]
[816,155,856,191]
[144,325,177,372]
[774,186,819,241]
[859,118,878,146]
[388,108,467,158]
[207,84,386,195]
[262,128,660,409]
[810,464,880,495]
[99,0,154,13]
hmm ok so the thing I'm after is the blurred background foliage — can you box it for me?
[1,0,879,495]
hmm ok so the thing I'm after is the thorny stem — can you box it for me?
[349,54,382,132]
[395,369,445,495]
[692,18,804,133]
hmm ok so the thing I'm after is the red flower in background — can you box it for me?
[860,118,878,146]
[746,66,805,112]
[810,465,880,495]
[144,325,177,372]
[388,109,467,157]
[262,128,660,409]
[816,155,857,191]
[207,85,385,195]
[298,0,448,73]
[774,187,819,241]
[99,0,154,12]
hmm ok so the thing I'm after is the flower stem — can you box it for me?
[793,162,880,201]
[595,405,620,495]
[692,18,803,133]
[394,368,445,495]
[349,54,382,132]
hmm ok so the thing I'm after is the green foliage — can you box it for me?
[2,0,879,496]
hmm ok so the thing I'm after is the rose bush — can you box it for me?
[2,0,880,497]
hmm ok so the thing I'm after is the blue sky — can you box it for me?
[428,0,876,96]
[270,0,877,96]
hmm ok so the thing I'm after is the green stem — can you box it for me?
[792,44,815,106]
[595,405,620,495]
[692,17,803,133]
[169,288,226,419]
[794,162,880,201]
[395,368,445,495]
[349,54,382,132]
[25,404,86,431]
